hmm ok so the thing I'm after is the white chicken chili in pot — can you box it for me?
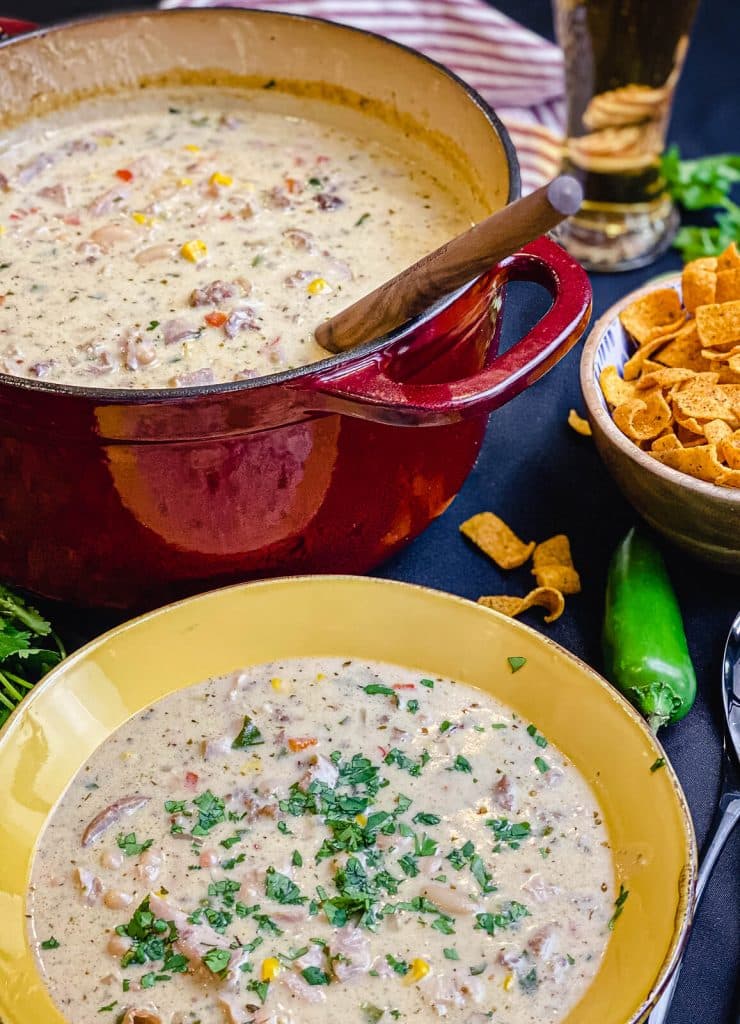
[29,657,615,1024]
[0,88,471,389]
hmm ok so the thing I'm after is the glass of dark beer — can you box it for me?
[551,0,700,271]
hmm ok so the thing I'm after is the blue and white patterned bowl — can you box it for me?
[580,274,740,573]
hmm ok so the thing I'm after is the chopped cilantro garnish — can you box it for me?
[443,947,460,960]
[470,854,496,894]
[254,913,283,935]
[406,699,419,714]
[292,849,303,867]
[534,756,550,774]
[354,212,371,226]
[277,820,293,835]
[439,721,453,733]
[431,915,456,935]
[486,818,531,850]
[363,683,396,697]
[475,901,530,935]
[302,966,330,985]
[650,757,666,772]
[202,948,231,974]
[386,954,410,976]
[41,936,60,950]
[146,320,159,331]
[519,966,539,992]
[451,754,472,773]
[192,790,226,835]
[97,1002,117,1012]
[608,884,629,930]
[413,833,438,857]
[246,978,269,1003]
[384,748,429,776]
[507,656,527,673]
[412,812,441,826]
[265,867,306,905]
[162,953,188,973]
[117,832,153,857]
[221,853,246,870]
[164,799,187,814]
[232,715,264,749]
[220,832,244,850]
[470,962,487,975]
[419,678,435,688]
[398,854,419,877]
[526,724,548,748]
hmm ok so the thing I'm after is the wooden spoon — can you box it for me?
[315,175,583,354]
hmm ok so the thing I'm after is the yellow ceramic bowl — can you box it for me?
[0,576,695,1024]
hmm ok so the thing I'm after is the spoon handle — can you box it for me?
[315,175,582,353]
[649,794,740,1024]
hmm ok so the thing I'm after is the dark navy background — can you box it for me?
[4,0,739,1020]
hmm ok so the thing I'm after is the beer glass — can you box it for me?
[551,0,700,271]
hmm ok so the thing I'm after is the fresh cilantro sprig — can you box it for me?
[662,146,740,261]
[0,585,65,728]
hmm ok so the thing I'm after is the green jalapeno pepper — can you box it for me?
[602,528,696,731]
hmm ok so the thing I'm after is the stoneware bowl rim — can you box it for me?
[581,273,740,506]
[0,575,696,1024]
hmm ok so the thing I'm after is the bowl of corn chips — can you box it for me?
[581,242,740,571]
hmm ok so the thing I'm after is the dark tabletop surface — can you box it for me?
[3,0,740,1021]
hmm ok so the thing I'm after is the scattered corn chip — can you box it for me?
[460,512,535,570]
[531,534,581,594]
[618,288,684,345]
[478,587,565,624]
[568,409,592,436]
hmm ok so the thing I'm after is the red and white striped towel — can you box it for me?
[159,0,564,193]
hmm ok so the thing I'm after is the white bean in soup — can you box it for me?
[29,658,614,1024]
[0,89,472,389]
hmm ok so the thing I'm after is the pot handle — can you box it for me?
[0,17,38,39]
[301,236,591,426]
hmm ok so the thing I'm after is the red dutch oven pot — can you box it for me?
[0,10,591,608]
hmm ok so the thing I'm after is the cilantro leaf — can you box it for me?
[302,966,330,985]
[265,867,306,905]
[232,715,264,749]
[475,901,530,935]
[203,948,231,974]
[117,832,154,857]
[192,790,226,835]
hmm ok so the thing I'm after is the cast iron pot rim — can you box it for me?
[0,5,520,406]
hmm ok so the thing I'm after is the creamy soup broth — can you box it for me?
[29,657,614,1024]
[0,89,472,388]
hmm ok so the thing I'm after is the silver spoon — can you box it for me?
[649,612,740,1024]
